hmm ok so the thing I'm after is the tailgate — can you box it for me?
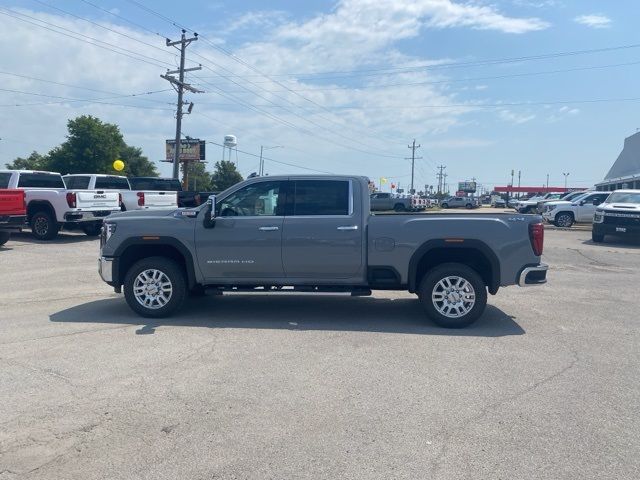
[75,190,120,210]
[0,189,26,215]
[143,191,178,208]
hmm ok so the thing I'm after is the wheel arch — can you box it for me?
[26,200,56,222]
[408,239,500,295]
[113,238,197,289]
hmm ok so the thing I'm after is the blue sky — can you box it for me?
[1,0,639,191]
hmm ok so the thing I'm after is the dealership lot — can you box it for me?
[1,230,639,479]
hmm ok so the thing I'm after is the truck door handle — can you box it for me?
[337,225,358,231]
[258,226,279,231]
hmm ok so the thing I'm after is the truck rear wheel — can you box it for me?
[123,257,187,318]
[0,231,10,246]
[394,203,406,212]
[81,221,102,237]
[30,211,59,241]
[418,263,487,328]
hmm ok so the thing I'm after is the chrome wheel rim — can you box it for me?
[133,269,173,310]
[432,276,476,318]
[33,217,48,236]
[557,215,571,227]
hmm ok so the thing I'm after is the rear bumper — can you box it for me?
[518,263,548,287]
[593,223,640,236]
[64,209,120,222]
[0,214,26,231]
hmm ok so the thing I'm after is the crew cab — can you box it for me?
[0,173,26,246]
[0,170,121,240]
[592,190,640,243]
[542,191,610,228]
[64,174,178,212]
[98,175,548,328]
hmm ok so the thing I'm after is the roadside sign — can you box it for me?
[165,139,206,161]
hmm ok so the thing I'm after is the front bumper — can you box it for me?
[0,214,26,231]
[64,209,120,222]
[98,256,114,283]
[542,212,555,222]
[518,264,548,287]
[593,223,640,236]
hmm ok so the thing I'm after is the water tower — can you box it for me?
[222,135,238,165]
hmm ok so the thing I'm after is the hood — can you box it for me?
[600,202,640,211]
[544,200,572,207]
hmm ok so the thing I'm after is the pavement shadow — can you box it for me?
[582,237,640,250]
[50,294,524,337]
[10,230,97,245]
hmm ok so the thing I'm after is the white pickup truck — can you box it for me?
[0,170,121,240]
[63,174,178,212]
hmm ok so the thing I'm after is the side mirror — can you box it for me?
[203,196,216,229]
[593,199,602,206]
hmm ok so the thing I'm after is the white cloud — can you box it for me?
[574,14,612,29]
[498,109,536,124]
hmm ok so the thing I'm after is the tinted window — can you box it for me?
[18,173,65,188]
[129,178,181,191]
[0,172,11,188]
[217,181,283,217]
[64,176,91,189]
[95,176,130,190]
[293,180,349,216]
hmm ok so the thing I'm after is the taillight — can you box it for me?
[22,191,27,210]
[529,222,544,256]
[137,192,145,206]
[66,192,77,208]
[118,193,123,206]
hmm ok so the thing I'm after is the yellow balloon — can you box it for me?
[113,159,125,171]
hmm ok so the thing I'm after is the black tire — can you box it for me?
[81,222,102,237]
[592,232,605,243]
[0,231,10,246]
[465,203,473,209]
[554,212,574,228]
[441,203,449,209]
[418,263,487,328]
[30,211,59,241]
[394,203,406,212]
[123,257,187,318]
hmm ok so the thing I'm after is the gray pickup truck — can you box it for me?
[98,175,547,328]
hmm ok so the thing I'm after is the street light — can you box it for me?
[259,145,283,176]
[562,172,570,190]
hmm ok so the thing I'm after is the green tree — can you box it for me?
[5,151,48,170]
[210,160,243,191]
[183,161,211,191]
[47,115,123,174]
[118,144,158,177]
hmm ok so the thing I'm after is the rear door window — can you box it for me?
[0,172,11,188]
[292,180,350,216]
[18,173,65,188]
[129,178,181,191]
[64,176,91,189]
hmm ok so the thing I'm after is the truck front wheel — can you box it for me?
[123,257,187,318]
[81,222,102,237]
[0,231,10,246]
[418,263,487,328]
[394,203,406,212]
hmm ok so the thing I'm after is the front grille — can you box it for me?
[604,213,640,226]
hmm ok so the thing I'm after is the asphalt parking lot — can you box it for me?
[1,229,639,479]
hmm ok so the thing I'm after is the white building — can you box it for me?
[596,131,640,191]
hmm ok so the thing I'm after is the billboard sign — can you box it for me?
[165,139,206,161]
[458,181,477,193]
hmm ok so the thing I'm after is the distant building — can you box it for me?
[596,131,640,191]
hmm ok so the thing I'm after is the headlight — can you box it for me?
[593,210,604,224]
[101,222,117,245]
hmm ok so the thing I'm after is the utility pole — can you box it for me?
[406,139,421,194]
[546,173,549,189]
[443,173,448,194]
[436,165,446,195]
[517,170,521,198]
[259,145,283,176]
[162,30,202,180]
[563,172,570,190]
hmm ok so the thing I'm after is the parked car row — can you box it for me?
[0,169,212,243]
[369,192,431,212]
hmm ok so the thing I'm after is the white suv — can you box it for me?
[542,191,611,227]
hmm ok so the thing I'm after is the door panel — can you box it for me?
[195,180,286,280]
[282,179,364,279]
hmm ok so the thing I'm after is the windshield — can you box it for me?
[606,192,640,204]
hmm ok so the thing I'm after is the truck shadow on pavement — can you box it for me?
[582,237,640,250]
[10,231,98,244]
[50,295,524,337]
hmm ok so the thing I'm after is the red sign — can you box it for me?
[456,190,465,197]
